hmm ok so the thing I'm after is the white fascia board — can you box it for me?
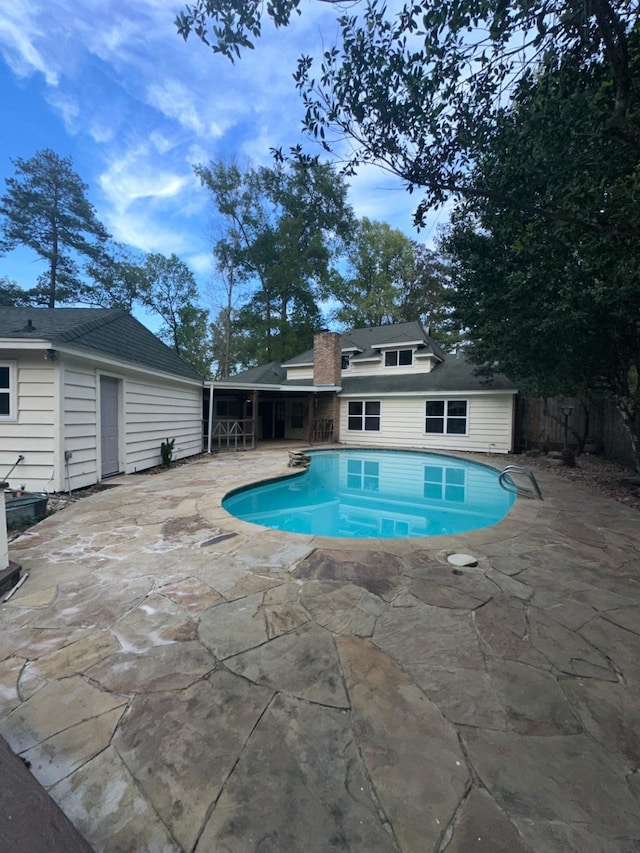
[414,351,440,359]
[210,381,342,392]
[1,339,203,387]
[372,338,425,349]
[285,360,313,368]
[0,338,53,350]
[338,388,517,397]
[58,345,203,387]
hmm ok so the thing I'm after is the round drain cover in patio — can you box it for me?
[447,553,478,568]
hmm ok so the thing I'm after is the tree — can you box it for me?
[174,303,214,379]
[397,245,462,349]
[200,161,256,377]
[327,221,461,345]
[0,149,110,306]
[195,159,354,366]
[0,276,31,306]
[83,243,149,311]
[177,0,638,228]
[330,218,415,328]
[442,49,640,466]
[142,253,212,376]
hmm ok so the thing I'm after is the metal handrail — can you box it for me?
[499,465,544,500]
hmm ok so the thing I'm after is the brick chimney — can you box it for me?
[313,330,342,386]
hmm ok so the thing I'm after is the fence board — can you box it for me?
[516,396,635,468]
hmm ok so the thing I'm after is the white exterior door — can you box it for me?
[100,376,120,477]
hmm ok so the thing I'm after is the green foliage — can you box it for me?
[83,243,149,311]
[160,437,175,468]
[0,149,110,306]
[331,218,414,328]
[442,48,640,465]
[196,159,354,368]
[0,276,31,306]
[178,0,638,229]
[141,252,212,377]
[174,303,214,379]
[327,220,461,346]
[398,245,463,349]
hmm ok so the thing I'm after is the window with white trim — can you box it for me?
[384,349,413,367]
[425,400,468,435]
[348,400,380,431]
[341,354,351,370]
[0,363,15,420]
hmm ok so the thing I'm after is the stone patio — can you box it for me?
[1,448,639,852]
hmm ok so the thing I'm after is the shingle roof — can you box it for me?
[282,320,445,366]
[340,354,516,395]
[0,308,203,382]
[217,361,288,385]
[217,320,514,395]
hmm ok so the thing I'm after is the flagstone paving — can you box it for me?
[1,448,640,852]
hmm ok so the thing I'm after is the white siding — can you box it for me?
[61,359,99,492]
[287,353,437,382]
[339,394,514,454]
[0,352,57,492]
[125,378,202,473]
[347,354,436,377]
[1,346,204,493]
[286,365,313,381]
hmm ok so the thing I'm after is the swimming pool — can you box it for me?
[222,449,515,538]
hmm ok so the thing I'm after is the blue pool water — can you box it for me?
[223,449,515,539]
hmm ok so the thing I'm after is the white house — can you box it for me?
[0,308,204,493]
[207,321,517,454]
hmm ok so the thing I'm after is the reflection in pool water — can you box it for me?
[223,450,515,539]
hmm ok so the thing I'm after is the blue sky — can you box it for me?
[0,0,445,317]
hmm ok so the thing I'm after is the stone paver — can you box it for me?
[1,448,639,852]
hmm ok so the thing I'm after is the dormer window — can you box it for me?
[341,354,351,370]
[384,349,412,367]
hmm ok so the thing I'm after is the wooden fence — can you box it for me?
[516,396,635,468]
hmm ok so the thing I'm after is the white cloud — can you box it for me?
[88,120,116,145]
[149,131,175,155]
[46,90,80,133]
[100,147,191,204]
[346,163,450,247]
[187,252,213,275]
[1,0,453,297]
[146,78,226,139]
[0,10,59,85]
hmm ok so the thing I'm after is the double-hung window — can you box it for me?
[425,400,468,435]
[384,349,412,367]
[0,363,15,420]
[348,400,380,431]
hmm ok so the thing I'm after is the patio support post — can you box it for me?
[207,384,214,454]
[252,390,258,449]
[308,394,315,444]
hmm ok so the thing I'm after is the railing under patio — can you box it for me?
[211,418,256,451]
